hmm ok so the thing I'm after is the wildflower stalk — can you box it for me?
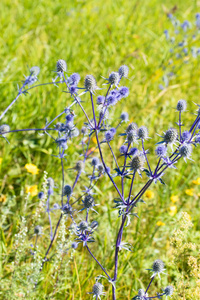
[86,245,111,280]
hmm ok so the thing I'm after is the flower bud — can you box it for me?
[118,65,129,77]
[56,59,67,73]
[84,75,97,92]
[63,185,72,196]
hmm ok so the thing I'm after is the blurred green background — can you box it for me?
[0,0,200,299]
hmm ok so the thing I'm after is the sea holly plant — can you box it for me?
[1,59,200,299]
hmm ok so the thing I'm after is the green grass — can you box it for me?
[0,0,200,299]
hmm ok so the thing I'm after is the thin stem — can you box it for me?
[145,276,154,293]
[62,74,93,128]
[60,148,65,207]
[40,214,63,271]
[108,141,120,170]
[142,139,152,174]
[0,128,57,135]
[90,92,97,129]
[95,130,124,202]
[179,111,182,141]
[86,245,111,280]
[127,170,136,204]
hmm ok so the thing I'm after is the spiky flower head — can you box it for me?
[97,95,105,105]
[75,160,85,172]
[90,220,99,230]
[91,157,99,166]
[177,99,187,112]
[120,145,128,154]
[127,130,137,143]
[63,184,72,196]
[62,203,73,214]
[179,143,192,160]
[81,126,88,135]
[164,285,173,297]
[83,195,94,209]
[108,72,120,86]
[30,66,40,76]
[155,145,167,157]
[0,124,10,135]
[163,128,178,144]
[98,105,109,120]
[151,259,165,278]
[38,191,44,199]
[118,86,129,98]
[120,112,129,122]
[137,289,148,299]
[137,126,148,140]
[92,282,104,298]
[34,225,42,236]
[69,73,80,86]
[56,59,67,73]
[130,155,144,171]
[126,123,138,134]
[118,65,129,77]
[105,131,114,142]
[47,177,54,189]
[84,75,97,92]
[71,242,78,249]
[182,130,191,142]
[78,221,89,231]
[97,164,104,173]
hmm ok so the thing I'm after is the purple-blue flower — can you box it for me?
[118,86,129,98]
[69,73,80,86]
[155,145,167,157]
[97,95,105,105]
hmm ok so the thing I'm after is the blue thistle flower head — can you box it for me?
[120,112,129,122]
[119,145,128,154]
[66,114,74,123]
[97,95,105,105]
[118,65,129,77]
[107,95,117,106]
[177,99,187,112]
[128,147,138,156]
[56,59,67,73]
[91,157,99,166]
[105,131,114,142]
[110,127,116,135]
[71,242,78,249]
[38,191,44,199]
[69,73,80,86]
[164,285,173,297]
[69,85,77,95]
[179,143,192,161]
[118,86,129,98]
[137,126,148,140]
[108,72,120,86]
[155,145,167,157]
[182,131,191,142]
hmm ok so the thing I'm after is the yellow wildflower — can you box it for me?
[25,185,38,197]
[156,221,165,226]
[0,158,2,164]
[144,190,154,199]
[0,194,6,203]
[170,195,179,203]
[185,189,194,196]
[25,163,39,175]
[192,178,200,185]
[169,205,177,216]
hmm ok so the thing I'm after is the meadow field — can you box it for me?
[0,0,200,299]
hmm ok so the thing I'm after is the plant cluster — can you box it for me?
[0,55,200,299]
